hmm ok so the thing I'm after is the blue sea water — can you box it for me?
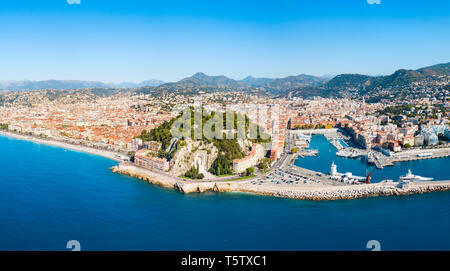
[1,134,450,251]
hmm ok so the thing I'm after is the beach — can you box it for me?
[0,130,123,162]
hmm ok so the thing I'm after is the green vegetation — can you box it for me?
[376,104,416,116]
[257,158,271,170]
[0,123,8,130]
[139,119,177,150]
[139,107,271,175]
[209,154,234,176]
[245,167,255,176]
[291,147,298,154]
[184,165,204,180]
[403,143,412,149]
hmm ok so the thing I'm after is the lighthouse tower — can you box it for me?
[330,162,337,176]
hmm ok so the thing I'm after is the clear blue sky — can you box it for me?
[0,0,449,83]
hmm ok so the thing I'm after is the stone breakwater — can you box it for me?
[245,182,450,201]
[112,163,450,201]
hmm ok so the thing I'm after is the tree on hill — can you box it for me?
[184,165,204,180]
[245,167,255,176]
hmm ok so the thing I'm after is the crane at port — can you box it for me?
[365,168,376,184]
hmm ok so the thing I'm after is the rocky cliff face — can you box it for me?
[169,138,218,177]
[237,138,252,153]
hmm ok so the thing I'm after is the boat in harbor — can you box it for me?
[336,148,363,158]
[398,169,434,182]
[367,151,375,164]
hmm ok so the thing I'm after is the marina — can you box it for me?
[295,135,450,183]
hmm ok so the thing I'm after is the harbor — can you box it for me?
[390,148,450,163]
[294,135,450,183]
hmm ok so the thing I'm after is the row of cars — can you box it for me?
[250,169,319,186]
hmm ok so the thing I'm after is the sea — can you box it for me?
[1,134,450,251]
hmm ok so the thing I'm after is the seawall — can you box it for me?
[112,163,450,201]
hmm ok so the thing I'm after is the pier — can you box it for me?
[368,151,393,169]
[390,148,450,163]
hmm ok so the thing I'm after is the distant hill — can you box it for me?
[0,80,109,91]
[111,79,165,88]
[160,72,246,89]
[288,62,449,99]
[151,72,328,93]
[417,62,450,77]
[240,76,274,87]
[265,74,328,92]
[371,69,425,89]
[322,74,373,90]
[315,62,450,96]
[0,79,165,91]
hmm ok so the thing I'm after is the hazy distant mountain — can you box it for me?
[138,79,165,87]
[0,80,109,91]
[321,74,336,79]
[240,76,274,87]
[0,79,165,91]
[264,74,328,92]
[178,72,245,88]
[111,79,165,88]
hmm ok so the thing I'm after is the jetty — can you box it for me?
[390,148,450,163]
[367,151,393,169]
[111,162,450,201]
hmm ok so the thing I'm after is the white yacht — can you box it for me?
[398,169,433,182]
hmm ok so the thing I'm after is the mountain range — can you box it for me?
[153,72,329,93]
[1,62,448,98]
[327,62,449,92]
[150,62,449,96]
[0,79,165,91]
[289,62,450,99]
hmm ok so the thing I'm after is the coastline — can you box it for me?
[2,129,449,201]
[0,130,123,162]
[112,163,450,201]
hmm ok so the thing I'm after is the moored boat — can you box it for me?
[398,169,434,182]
